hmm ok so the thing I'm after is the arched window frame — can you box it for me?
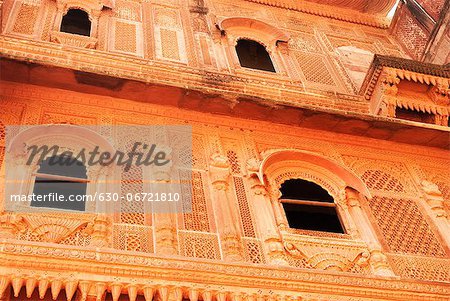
[4,125,117,213]
[234,37,277,72]
[216,17,290,75]
[266,161,353,236]
[251,149,374,241]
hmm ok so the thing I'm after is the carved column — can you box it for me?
[247,173,286,265]
[52,2,66,32]
[421,180,450,248]
[153,151,178,256]
[378,69,399,118]
[345,187,395,276]
[209,153,243,261]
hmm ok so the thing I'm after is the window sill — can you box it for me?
[50,31,97,49]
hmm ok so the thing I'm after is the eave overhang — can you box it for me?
[1,57,449,150]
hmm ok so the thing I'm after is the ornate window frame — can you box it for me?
[216,17,291,76]
[49,0,112,48]
[253,149,372,240]
[4,125,117,214]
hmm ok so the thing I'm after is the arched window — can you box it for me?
[60,9,91,36]
[32,154,88,211]
[280,179,345,233]
[235,39,276,72]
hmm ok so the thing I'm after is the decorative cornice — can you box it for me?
[0,241,449,299]
[243,0,392,28]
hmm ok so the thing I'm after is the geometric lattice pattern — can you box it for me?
[12,3,39,35]
[114,21,137,53]
[179,230,221,260]
[368,196,446,257]
[113,223,153,253]
[120,165,146,225]
[233,176,256,238]
[243,237,266,264]
[182,171,211,232]
[226,150,242,175]
[294,52,335,85]
[362,169,405,193]
[388,253,450,282]
[160,28,180,60]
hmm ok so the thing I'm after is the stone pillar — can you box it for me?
[53,2,66,32]
[345,187,395,276]
[421,180,450,248]
[153,154,178,256]
[209,153,243,261]
[248,175,286,265]
[378,69,399,118]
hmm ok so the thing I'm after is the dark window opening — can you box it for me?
[396,107,435,125]
[235,39,276,72]
[32,155,87,211]
[280,179,344,233]
[60,9,91,36]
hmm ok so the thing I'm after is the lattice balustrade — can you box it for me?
[17,224,91,247]
[243,237,266,264]
[178,230,221,260]
[181,170,211,232]
[113,223,154,253]
[233,176,256,238]
[59,224,91,247]
[368,196,446,257]
[387,253,450,282]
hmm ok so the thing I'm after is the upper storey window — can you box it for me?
[280,179,345,233]
[60,9,91,36]
[32,154,88,211]
[235,39,276,72]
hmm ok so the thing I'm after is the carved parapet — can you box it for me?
[15,212,96,243]
[50,31,98,49]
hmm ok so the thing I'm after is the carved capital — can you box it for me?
[209,153,230,190]
[369,249,395,277]
[345,187,361,208]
